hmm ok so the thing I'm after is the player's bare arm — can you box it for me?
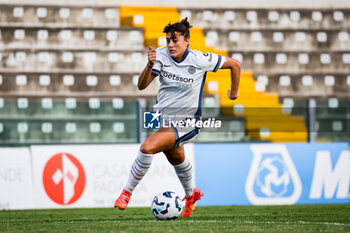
[138,46,157,90]
[221,57,241,100]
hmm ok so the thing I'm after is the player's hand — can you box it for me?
[148,46,156,67]
[227,90,239,100]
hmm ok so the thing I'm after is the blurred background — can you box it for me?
[0,0,349,145]
[0,0,349,209]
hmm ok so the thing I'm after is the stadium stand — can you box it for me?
[0,26,145,49]
[0,4,147,145]
[0,3,349,144]
[0,5,120,27]
[0,97,138,144]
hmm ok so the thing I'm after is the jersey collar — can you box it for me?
[169,46,190,64]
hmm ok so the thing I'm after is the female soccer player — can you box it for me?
[115,18,240,218]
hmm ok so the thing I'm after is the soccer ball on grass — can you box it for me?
[151,191,183,220]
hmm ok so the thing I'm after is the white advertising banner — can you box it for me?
[0,147,34,210]
[30,144,195,209]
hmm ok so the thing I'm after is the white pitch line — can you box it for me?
[1,219,349,226]
[237,220,350,226]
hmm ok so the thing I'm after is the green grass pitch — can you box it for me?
[0,205,349,232]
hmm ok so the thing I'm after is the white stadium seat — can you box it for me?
[66,122,77,133]
[279,75,291,86]
[59,8,70,18]
[36,8,47,18]
[65,98,77,109]
[312,11,322,21]
[302,75,313,86]
[39,75,51,86]
[13,7,24,18]
[324,75,335,86]
[328,98,339,108]
[320,53,331,64]
[17,122,28,133]
[109,75,121,86]
[317,32,327,42]
[251,32,262,42]
[16,75,27,86]
[246,11,257,22]
[273,32,284,42]
[268,11,279,21]
[37,30,49,40]
[41,98,53,109]
[89,98,100,109]
[298,53,309,64]
[254,53,265,64]
[276,53,287,64]
[112,98,124,109]
[90,122,101,133]
[295,32,306,42]
[17,98,28,109]
[333,11,344,21]
[86,75,98,86]
[290,11,300,21]
[113,122,125,133]
[63,75,74,86]
[224,11,235,21]
[82,8,93,18]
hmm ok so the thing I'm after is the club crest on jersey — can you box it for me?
[188,66,196,75]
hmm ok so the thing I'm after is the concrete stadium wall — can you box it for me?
[2,0,350,8]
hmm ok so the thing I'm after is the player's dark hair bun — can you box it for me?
[180,17,192,29]
[163,18,192,39]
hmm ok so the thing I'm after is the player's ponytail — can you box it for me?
[163,17,192,39]
[180,17,191,29]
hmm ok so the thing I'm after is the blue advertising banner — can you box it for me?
[194,143,350,206]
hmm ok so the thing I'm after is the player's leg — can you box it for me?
[115,127,176,210]
[164,145,203,217]
[163,146,192,195]
[123,127,176,193]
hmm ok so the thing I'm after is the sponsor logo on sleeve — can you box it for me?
[203,53,213,62]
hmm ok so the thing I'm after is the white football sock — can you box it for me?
[174,158,194,197]
[124,151,153,194]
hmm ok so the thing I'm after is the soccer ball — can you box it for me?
[151,191,183,220]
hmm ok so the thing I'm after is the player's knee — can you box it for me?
[140,142,155,154]
[167,156,183,166]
